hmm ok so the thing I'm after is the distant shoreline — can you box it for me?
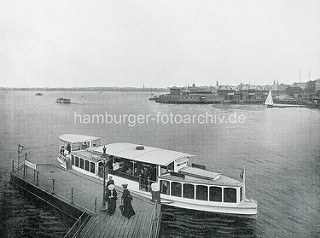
[0,87,168,92]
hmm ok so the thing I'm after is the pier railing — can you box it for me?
[63,204,93,238]
[11,159,97,215]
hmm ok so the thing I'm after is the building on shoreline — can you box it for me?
[155,79,320,106]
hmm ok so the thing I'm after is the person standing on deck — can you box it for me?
[107,184,117,215]
[121,184,135,219]
[66,143,71,154]
[105,176,115,203]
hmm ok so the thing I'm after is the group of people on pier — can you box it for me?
[104,177,135,219]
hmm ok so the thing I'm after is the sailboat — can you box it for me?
[264,89,305,108]
[265,89,274,107]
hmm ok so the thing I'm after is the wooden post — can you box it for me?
[95,197,97,214]
[52,179,55,194]
[36,171,39,186]
[17,157,20,176]
[139,175,141,190]
[71,187,74,204]
[102,164,106,210]
[23,153,27,177]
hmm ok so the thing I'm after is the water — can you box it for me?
[0,91,319,237]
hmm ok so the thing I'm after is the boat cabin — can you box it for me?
[57,134,254,215]
[58,134,245,206]
[58,134,101,169]
[89,143,194,190]
[158,167,243,204]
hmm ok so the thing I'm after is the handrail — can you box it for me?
[63,198,96,238]
[12,159,97,214]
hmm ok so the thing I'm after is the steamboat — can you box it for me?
[57,134,257,218]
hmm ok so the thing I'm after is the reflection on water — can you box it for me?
[160,206,259,238]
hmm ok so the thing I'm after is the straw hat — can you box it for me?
[108,184,115,190]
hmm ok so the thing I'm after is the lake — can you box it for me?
[0,91,319,237]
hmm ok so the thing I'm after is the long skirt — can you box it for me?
[108,198,117,215]
[122,198,135,219]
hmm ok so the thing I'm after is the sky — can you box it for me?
[1,0,320,88]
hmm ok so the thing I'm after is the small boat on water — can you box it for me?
[57,134,258,218]
[264,90,274,107]
[35,93,43,96]
[264,90,304,108]
[149,94,160,100]
[56,98,71,103]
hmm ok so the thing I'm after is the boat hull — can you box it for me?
[66,168,258,218]
[156,191,257,217]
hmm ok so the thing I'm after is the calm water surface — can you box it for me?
[0,91,319,237]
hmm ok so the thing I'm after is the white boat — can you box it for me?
[264,90,274,107]
[264,90,304,108]
[57,134,258,218]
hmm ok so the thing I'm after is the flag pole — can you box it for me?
[242,164,246,201]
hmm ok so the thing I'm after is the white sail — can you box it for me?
[265,89,274,106]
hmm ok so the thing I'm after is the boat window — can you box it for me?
[81,142,90,150]
[72,143,81,151]
[71,155,74,165]
[91,139,101,147]
[160,166,168,175]
[240,187,243,202]
[85,160,89,171]
[90,162,95,173]
[171,182,182,197]
[167,162,174,171]
[98,162,103,177]
[224,188,237,203]
[75,157,79,167]
[160,180,170,195]
[80,158,84,169]
[196,185,208,201]
[209,187,222,202]
[183,184,194,199]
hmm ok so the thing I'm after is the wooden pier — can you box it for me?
[10,160,161,238]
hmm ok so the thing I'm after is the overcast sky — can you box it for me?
[1,0,319,88]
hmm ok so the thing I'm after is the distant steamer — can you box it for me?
[155,85,223,104]
[56,98,71,103]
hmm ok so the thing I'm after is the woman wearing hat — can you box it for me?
[107,184,117,215]
[121,184,135,219]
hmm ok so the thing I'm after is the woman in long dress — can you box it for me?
[121,184,135,219]
[107,184,117,215]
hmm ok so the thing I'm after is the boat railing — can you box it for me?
[11,159,97,215]
[108,169,139,182]
[99,168,156,192]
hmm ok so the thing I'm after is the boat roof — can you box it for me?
[90,143,194,166]
[59,134,101,144]
[179,167,221,180]
[159,173,240,187]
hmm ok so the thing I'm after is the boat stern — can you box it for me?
[238,199,258,216]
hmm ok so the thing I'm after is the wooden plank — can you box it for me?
[14,164,161,238]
